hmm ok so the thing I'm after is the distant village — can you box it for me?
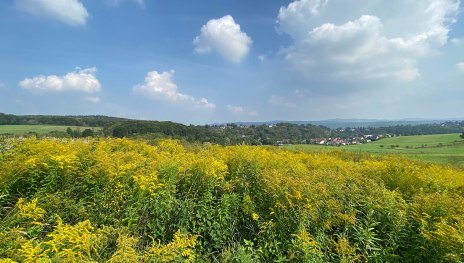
[216,123,396,146]
[308,133,390,146]
[273,134,390,146]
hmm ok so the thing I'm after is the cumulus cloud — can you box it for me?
[456,62,464,72]
[277,0,329,38]
[227,104,257,115]
[268,95,296,108]
[19,67,101,93]
[193,15,252,63]
[15,0,89,26]
[133,70,216,110]
[277,0,459,86]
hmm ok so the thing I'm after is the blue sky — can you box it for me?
[1,0,464,124]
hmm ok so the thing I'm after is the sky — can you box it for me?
[1,0,464,124]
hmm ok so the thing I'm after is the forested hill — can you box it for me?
[333,121,464,137]
[1,113,463,145]
[104,121,331,145]
[0,113,127,127]
[0,113,331,145]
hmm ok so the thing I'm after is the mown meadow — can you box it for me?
[1,138,464,262]
[0,125,101,136]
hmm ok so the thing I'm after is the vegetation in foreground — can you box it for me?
[1,138,464,262]
[289,133,464,167]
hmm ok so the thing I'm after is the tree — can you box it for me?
[82,129,94,137]
[460,132,464,139]
[112,125,128,138]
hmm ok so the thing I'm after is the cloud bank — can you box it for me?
[277,0,460,86]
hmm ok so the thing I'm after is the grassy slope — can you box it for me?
[0,125,101,135]
[288,133,464,166]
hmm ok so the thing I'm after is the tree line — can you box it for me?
[333,121,464,137]
[1,113,463,145]
[0,113,126,127]
[103,121,331,145]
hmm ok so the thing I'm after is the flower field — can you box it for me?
[1,138,464,262]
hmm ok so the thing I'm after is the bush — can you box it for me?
[81,129,94,137]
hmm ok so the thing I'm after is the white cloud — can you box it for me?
[193,15,252,63]
[268,95,296,108]
[277,0,329,38]
[86,96,101,103]
[227,104,257,115]
[107,0,144,7]
[277,0,459,86]
[133,70,216,110]
[19,67,101,93]
[456,62,464,72]
[227,104,244,114]
[451,38,464,45]
[15,0,89,27]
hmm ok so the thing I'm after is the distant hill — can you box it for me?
[304,119,450,129]
[0,113,331,145]
[1,113,463,145]
[0,112,128,127]
[215,118,460,129]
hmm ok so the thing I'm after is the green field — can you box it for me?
[288,133,464,166]
[0,125,100,135]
